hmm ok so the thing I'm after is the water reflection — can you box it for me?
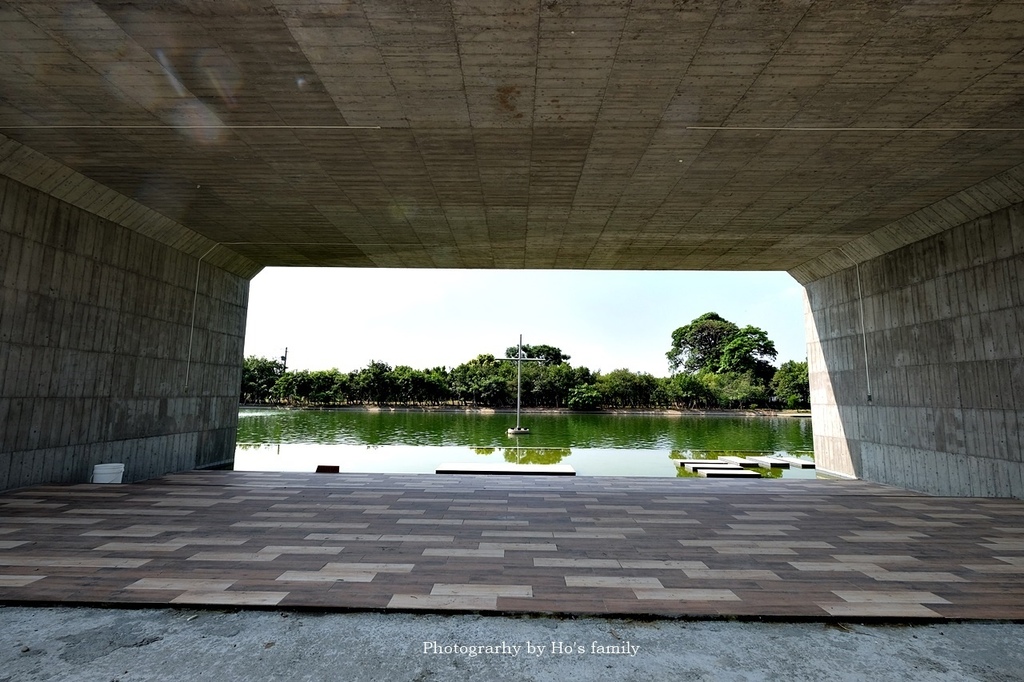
[503,447,571,465]
[237,409,813,451]
[235,409,814,478]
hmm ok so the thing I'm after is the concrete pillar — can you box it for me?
[0,176,252,490]
[802,202,1024,498]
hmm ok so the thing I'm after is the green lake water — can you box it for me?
[234,409,815,478]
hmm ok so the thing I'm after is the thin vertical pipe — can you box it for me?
[185,244,219,390]
[856,263,872,402]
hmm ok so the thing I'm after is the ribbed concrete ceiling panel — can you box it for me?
[2,0,1024,272]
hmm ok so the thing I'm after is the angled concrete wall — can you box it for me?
[0,176,251,490]
[804,202,1024,498]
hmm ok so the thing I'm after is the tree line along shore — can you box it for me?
[241,312,810,412]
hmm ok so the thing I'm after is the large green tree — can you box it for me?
[717,325,778,384]
[666,312,740,373]
[667,313,777,377]
[666,313,782,408]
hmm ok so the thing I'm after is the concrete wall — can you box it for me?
[0,176,250,490]
[805,202,1024,497]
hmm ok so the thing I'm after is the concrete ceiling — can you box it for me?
[2,0,1024,274]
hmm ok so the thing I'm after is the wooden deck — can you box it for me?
[0,471,1022,620]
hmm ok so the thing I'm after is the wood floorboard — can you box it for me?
[0,472,1021,620]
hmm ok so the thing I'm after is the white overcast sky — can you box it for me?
[243,269,808,377]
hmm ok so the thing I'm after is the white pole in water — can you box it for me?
[500,335,540,435]
[515,334,523,430]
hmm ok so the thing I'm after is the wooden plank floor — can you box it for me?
[0,471,1022,620]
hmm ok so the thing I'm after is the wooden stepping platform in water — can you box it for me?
[435,462,576,476]
[674,459,741,468]
[717,456,762,468]
[699,469,762,478]
[775,456,816,469]
[748,456,790,469]
[747,456,816,469]
[678,461,742,472]
[677,461,761,478]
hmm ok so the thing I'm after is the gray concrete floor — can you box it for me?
[1,607,1021,681]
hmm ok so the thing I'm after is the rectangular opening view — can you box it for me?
[238,268,813,479]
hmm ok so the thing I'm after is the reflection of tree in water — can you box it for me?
[670,448,814,462]
[237,410,814,451]
[502,447,571,465]
[670,449,721,460]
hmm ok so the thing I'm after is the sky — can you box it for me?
[242,269,808,377]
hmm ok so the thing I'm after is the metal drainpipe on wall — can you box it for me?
[185,244,219,390]
[840,249,873,404]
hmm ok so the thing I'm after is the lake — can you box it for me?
[234,409,816,478]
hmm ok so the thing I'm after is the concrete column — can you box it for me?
[0,176,252,490]
[802,202,1024,498]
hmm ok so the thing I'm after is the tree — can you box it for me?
[390,365,422,404]
[717,325,778,385]
[422,366,451,405]
[771,360,810,408]
[356,361,395,405]
[531,363,578,407]
[449,354,514,407]
[240,355,285,404]
[666,312,739,373]
[270,368,349,405]
[663,372,717,409]
[505,344,570,366]
[667,313,778,383]
[701,371,767,409]
[596,369,659,408]
[304,369,345,404]
[567,385,602,410]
